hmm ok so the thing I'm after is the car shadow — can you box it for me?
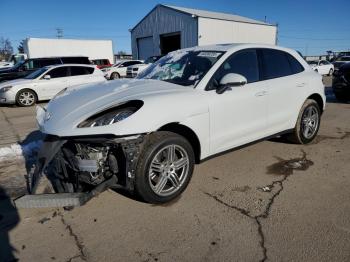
[0,186,20,262]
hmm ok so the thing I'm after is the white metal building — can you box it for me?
[131,4,277,60]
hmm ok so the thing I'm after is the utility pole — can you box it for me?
[56,28,63,39]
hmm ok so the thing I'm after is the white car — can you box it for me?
[0,61,14,69]
[102,60,144,79]
[308,60,334,75]
[0,64,106,106]
[33,44,325,204]
[126,56,162,78]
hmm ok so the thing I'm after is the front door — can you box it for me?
[207,49,268,155]
[37,66,70,99]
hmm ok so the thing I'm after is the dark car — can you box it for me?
[332,63,350,102]
[0,56,91,82]
[332,56,350,70]
[91,59,112,69]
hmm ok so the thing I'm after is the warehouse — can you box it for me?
[131,4,277,60]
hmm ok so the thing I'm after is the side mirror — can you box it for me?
[216,73,247,94]
[43,75,51,80]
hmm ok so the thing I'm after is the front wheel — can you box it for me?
[110,72,120,80]
[328,68,333,76]
[16,89,37,107]
[135,131,195,204]
[288,99,321,144]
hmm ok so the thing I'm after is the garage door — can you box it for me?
[137,36,153,60]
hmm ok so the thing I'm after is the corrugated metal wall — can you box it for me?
[131,5,198,59]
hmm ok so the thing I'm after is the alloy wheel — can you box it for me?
[148,144,189,197]
[301,105,319,139]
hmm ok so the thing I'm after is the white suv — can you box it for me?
[102,60,143,79]
[34,44,325,204]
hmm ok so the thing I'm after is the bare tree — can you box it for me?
[0,37,13,61]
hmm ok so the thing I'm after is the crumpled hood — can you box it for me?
[41,79,206,137]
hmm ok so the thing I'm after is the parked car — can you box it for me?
[33,44,325,204]
[332,63,350,102]
[91,59,112,69]
[333,56,350,70]
[0,61,14,69]
[0,56,91,82]
[102,60,144,79]
[308,60,334,75]
[0,64,105,106]
[126,56,162,78]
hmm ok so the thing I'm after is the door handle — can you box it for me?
[297,83,306,87]
[255,91,268,97]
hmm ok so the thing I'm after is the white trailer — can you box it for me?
[23,38,114,63]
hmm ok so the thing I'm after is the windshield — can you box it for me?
[24,67,48,79]
[137,50,224,87]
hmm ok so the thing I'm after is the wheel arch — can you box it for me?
[158,122,201,164]
[16,88,39,102]
[307,93,324,113]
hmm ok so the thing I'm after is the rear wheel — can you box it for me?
[135,131,195,204]
[16,89,37,107]
[288,99,321,144]
[110,72,120,80]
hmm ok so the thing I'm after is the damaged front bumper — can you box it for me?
[28,133,145,200]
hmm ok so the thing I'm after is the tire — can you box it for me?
[135,131,195,204]
[16,89,37,107]
[328,68,333,76]
[288,99,321,144]
[110,72,120,80]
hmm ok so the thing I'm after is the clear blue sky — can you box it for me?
[1,0,349,56]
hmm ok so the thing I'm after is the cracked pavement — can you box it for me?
[1,83,350,261]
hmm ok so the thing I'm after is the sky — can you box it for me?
[0,0,349,56]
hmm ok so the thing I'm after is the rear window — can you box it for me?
[286,54,304,74]
[61,57,90,64]
[70,66,94,76]
[261,49,303,80]
[92,59,109,65]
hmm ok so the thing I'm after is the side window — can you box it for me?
[47,67,69,78]
[261,49,293,80]
[23,60,34,70]
[286,54,304,74]
[210,49,259,89]
[70,66,93,76]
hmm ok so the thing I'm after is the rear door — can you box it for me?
[68,66,98,86]
[259,49,306,134]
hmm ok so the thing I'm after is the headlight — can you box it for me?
[78,101,143,128]
[0,86,12,92]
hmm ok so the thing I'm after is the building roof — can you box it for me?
[163,4,272,26]
[131,4,274,32]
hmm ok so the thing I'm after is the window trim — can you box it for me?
[205,48,261,91]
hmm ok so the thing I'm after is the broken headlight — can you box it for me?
[78,101,143,128]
